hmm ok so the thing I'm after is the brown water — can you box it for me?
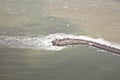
[44,0,120,43]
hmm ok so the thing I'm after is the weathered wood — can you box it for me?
[52,38,120,54]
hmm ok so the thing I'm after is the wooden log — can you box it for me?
[52,38,120,54]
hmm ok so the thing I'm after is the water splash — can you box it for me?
[0,33,120,50]
[0,34,64,51]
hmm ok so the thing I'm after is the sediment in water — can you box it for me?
[52,38,120,54]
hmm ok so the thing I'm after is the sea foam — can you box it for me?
[0,33,120,50]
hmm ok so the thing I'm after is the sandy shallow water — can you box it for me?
[44,0,120,43]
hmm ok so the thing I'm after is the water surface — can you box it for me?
[44,0,120,43]
[0,0,120,80]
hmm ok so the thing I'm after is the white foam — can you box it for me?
[0,35,64,51]
[0,33,120,51]
[47,33,120,49]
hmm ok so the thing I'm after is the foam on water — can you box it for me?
[0,34,64,51]
[0,33,120,51]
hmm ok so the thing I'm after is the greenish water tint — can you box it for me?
[0,47,120,80]
[0,15,84,36]
[0,0,84,36]
[0,0,120,80]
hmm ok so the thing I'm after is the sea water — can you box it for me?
[0,0,120,80]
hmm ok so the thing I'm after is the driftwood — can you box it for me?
[52,38,120,54]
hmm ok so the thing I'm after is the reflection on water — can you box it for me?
[0,0,120,80]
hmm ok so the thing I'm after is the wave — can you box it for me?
[0,33,120,51]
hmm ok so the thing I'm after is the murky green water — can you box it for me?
[0,47,120,80]
[0,0,120,80]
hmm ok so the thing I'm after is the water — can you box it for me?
[0,33,120,51]
[0,0,120,80]
[45,0,120,43]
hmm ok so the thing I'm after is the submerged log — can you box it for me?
[52,38,120,54]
